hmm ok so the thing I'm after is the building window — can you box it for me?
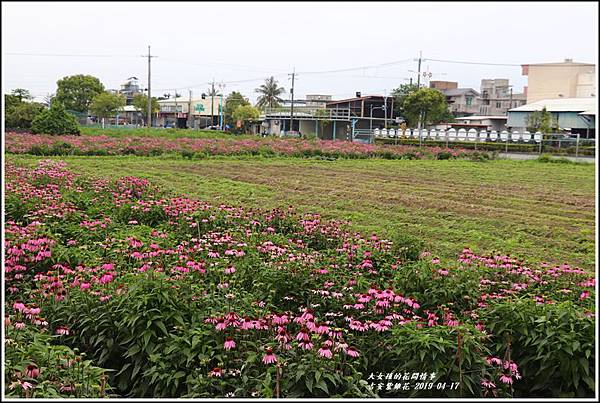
[466,96,473,106]
[496,101,502,108]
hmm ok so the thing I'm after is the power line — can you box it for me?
[160,57,288,73]
[5,52,138,58]
[425,58,522,67]
[297,58,413,75]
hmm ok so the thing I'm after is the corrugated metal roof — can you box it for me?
[442,88,480,97]
[509,98,597,112]
[326,95,392,105]
[454,115,508,120]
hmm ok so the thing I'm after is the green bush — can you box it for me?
[358,324,495,398]
[5,324,110,398]
[31,102,80,136]
[389,232,424,262]
[5,102,46,129]
[479,299,594,397]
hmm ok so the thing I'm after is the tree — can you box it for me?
[255,76,285,109]
[11,88,32,102]
[391,82,419,117]
[132,94,159,123]
[232,104,260,133]
[43,93,55,107]
[55,74,105,113]
[526,107,557,133]
[31,102,80,135]
[6,102,46,129]
[5,94,22,113]
[224,91,251,125]
[89,92,126,122]
[314,108,331,137]
[401,88,452,127]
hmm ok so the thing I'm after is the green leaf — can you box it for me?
[315,380,329,394]
[305,376,313,393]
[156,321,169,337]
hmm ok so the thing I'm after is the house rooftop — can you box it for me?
[453,115,508,120]
[509,97,597,113]
[441,88,480,96]
[521,60,595,67]
[326,95,392,105]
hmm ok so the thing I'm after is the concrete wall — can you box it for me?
[524,63,596,103]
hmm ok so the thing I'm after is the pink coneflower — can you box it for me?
[224,266,236,275]
[296,329,310,342]
[224,337,236,350]
[345,347,360,358]
[437,269,449,276]
[481,379,496,388]
[499,375,513,384]
[25,364,40,378]
[272,314,289,325]
[20,381,34,391]
[318,345,333,359]
[15,322,26,330]
[99,273,113,284]
[299,341,314,350]
[431,258,440,264]
[13,301,26,312]
[487,357,502,366]
[276,328,291,343]
[55,326,70,335]
[580,291,590,300]
[80,282,91,290]
[210,367,223,377]
[216,318,227,331]
[262,347,277,364]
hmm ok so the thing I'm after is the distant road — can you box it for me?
[497,152,595,164]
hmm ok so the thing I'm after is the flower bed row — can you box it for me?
[5,132,491,160]
[4,160,594,398]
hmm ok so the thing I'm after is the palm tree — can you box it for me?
[255,77,285,109]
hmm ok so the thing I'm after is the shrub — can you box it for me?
[31,102,80,136]
[5,324,110,398]
[479,299,594,397]
[436,151,453,160]
[389,232,424,262]
[5,102,46,129]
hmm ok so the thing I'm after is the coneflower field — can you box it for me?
[4,155,595,398]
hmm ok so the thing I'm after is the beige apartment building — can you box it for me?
[521,59,596,103]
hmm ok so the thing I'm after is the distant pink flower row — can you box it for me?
[4,132,480,159]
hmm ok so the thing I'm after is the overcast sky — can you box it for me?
[2,1,598,103]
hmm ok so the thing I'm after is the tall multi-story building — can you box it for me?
[479,79,527,116]
[521,59,596,103]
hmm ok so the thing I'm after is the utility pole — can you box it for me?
[416,51,423,129]
[289,68,295,132]
[188,89,193,129]
[210,79,215,127]
[509,87,513,111]
[416,50,423,88]
[142,46,157,127]
[174,90,178,128]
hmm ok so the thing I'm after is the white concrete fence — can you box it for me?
[371,128,543,143]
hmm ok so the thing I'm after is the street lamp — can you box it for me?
[370,104,386,131]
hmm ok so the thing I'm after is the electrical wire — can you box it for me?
[4,52,139,58]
